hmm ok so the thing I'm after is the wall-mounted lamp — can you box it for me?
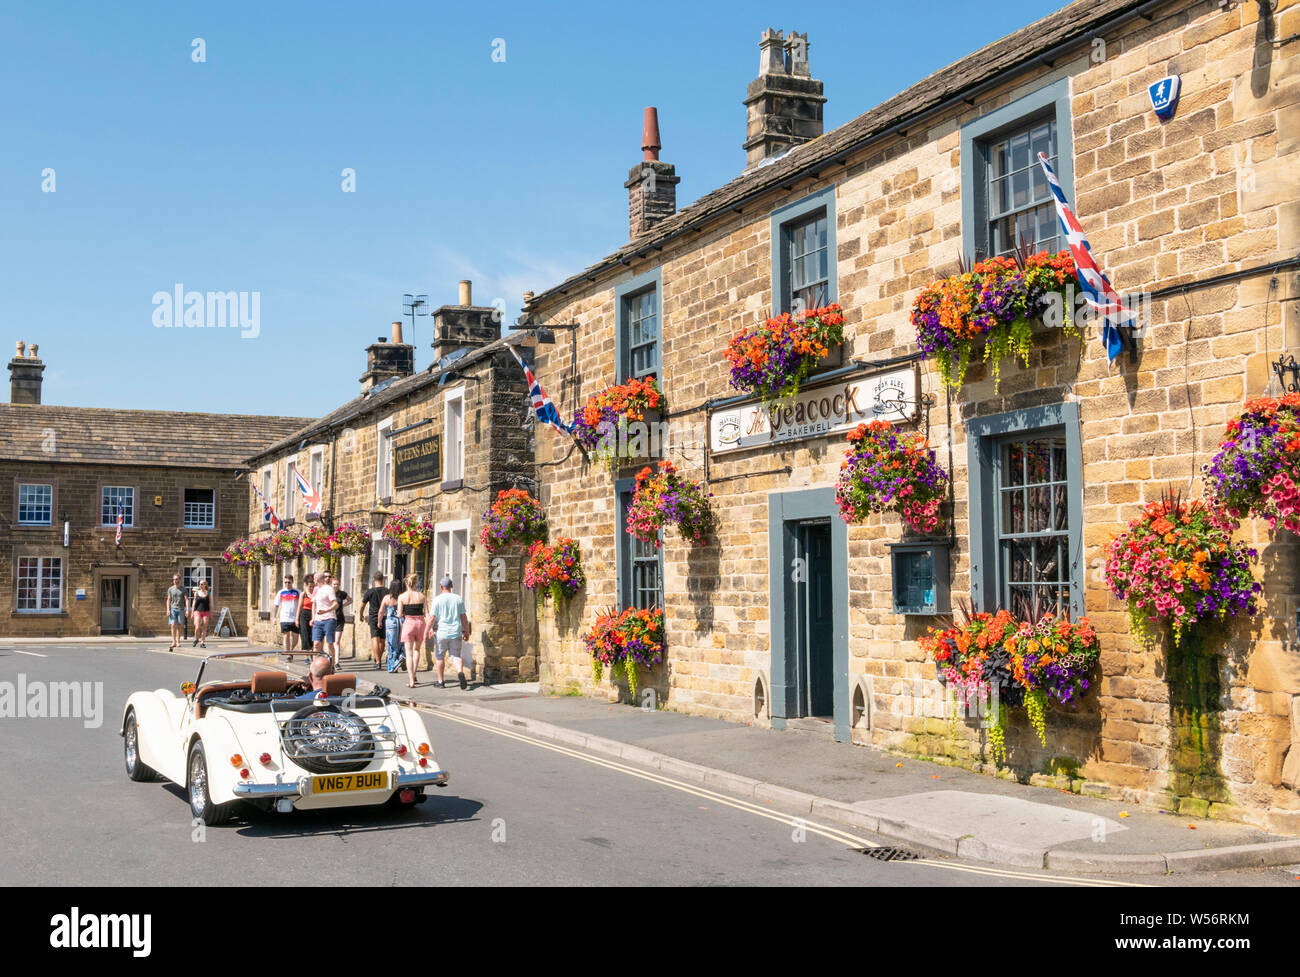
[1272,353,1300,394]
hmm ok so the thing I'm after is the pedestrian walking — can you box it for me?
[190,579,213,648]
[397,572,428,688]
[274,574,301,654]
[429,575,472,690]
[312,573,340,664]
[298,573,315,652]
[361,573,388,667]
[166,573,185,651]
[382,579,403,674]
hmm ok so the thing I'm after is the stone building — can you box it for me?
[241,283,538,681]
[519,0,1300,833]
[0,342,308,637]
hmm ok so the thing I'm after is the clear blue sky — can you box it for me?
[0,0,1064,417]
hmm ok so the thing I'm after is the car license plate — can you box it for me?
[311,771,390,794]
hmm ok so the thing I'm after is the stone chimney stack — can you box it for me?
[8,341,45,404]
[743,29,825,168]
[432,279,501,364]
[625,107,680,239]
[360,323,415,393]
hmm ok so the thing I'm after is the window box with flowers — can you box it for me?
[911,250,1076,392]
[919,609,1100,764]
[725,303,845,413]
[571,376,665,472]
[584,606,664,702]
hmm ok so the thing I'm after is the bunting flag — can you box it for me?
[115,502,124,546]
[1037,151,1135,364]
[289,463,322,515]
[508,343,572,434]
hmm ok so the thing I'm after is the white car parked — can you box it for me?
[121,651,449,825]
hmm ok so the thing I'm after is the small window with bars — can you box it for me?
[997,433,1071,620]
[184,488,216,528]
[782,210,829,314]
[18,484,53,525]
[102,486,134,527]
[622,287,659,380]
[984,118,1061,258]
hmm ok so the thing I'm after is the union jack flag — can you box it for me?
[114,502,124,546]
[1038,151,1136,364]
[289,463,322,515]
[250,479,281,528]
[508,343,571,434]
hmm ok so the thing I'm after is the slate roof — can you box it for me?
[524,0,1149,309]
[0,405,312,470]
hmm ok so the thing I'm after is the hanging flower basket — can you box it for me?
[480,489,548,554]
[911,250,1075,391]
[298,525,333,559]
[327,522,372,557]
[625,461,715,547]
[523,537,585,605]
[584,606,664,702]
[1104,491,1260,648]
[263,528,303,565]
[571,376,664,471]
[222,538,258,576]
[1204,394,1300,535]
[920,609,1099,760]
[724,303,846,413]
[835,420,949,535]
[381,511,434,553]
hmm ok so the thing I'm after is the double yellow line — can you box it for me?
[429,708,1149,888]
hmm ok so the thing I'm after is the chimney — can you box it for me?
[432,279,501,364]
[743,29,825,168]
[625,107,680,239]
[360,324,415,393]
[8,341,45,404]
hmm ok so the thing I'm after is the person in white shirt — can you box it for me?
[273,575,301,654]
[311,573,340,663]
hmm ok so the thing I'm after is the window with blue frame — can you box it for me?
[961,79,1073,262]
[966,403,1084,620]
[771,187,837,315]
[615,268,662,384]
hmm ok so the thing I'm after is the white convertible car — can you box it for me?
[121,652,449,825]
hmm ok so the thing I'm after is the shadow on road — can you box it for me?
[156,782,484,836]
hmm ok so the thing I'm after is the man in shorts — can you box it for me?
[429,576,471,690]
[273,574,301,654]
[311,573,339,664]
[360,573,388,668]
[166,573,186,651]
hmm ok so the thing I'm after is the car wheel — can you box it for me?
[187,740,234,826]
[123,710,159,782]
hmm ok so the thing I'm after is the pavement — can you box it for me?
[7,635,1300,878]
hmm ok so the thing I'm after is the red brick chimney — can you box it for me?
[625,107,680,239]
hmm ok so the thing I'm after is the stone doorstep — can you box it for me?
[152,646,1300,877]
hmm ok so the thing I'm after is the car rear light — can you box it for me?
[395,744,407,757]
[418,757,428,767]
[240,768,250,778]
[229,754,243,767]
[417,743,430,756]
[399,788,416,803]
[259,753,272,765]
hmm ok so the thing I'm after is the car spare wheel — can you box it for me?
[283,704,376,774]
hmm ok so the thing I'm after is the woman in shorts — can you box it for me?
[190,579,213,648]
[396,573,428,688]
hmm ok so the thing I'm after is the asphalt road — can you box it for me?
[0,643,1294,888]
